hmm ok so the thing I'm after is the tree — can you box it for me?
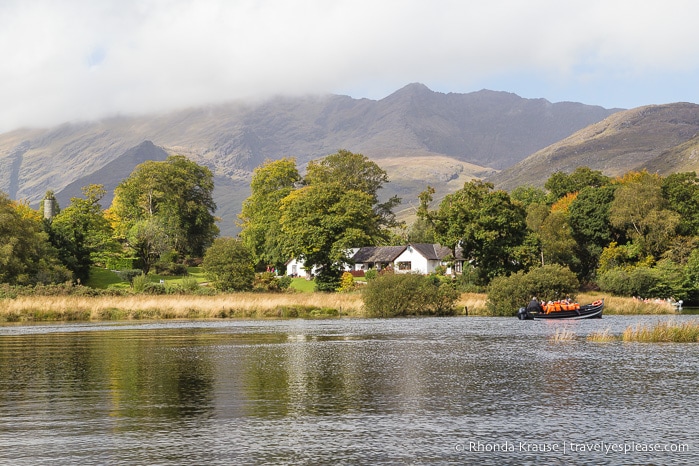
[567,185,618,281]
[265,150,401,291]
[280,183,378,291]
[662,172,699,236]
[0,192,70,285]
[48,185,117,282]
[111,155,218,263]
[420,180,526,284]
[238,158,300,270]
[609,172,678,258]
[545,166,609,202]
[202,237,255,291]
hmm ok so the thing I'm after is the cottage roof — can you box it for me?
[351,246,406,263]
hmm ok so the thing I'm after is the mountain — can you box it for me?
[489,103,699,190]
[0,84,619,234]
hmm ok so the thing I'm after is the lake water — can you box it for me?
[0,315,697,465]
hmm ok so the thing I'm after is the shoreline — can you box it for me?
[0,292,677,323]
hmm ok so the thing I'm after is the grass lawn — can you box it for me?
[290,277,315,292]
[86,267,207,289]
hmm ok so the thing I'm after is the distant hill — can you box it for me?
[489,103,699,190]
[0,83,619,234]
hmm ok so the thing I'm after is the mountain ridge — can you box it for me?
[0,83,623,234]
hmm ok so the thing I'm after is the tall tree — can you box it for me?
[420,180,526,284]
[49,185,117,282]
[111,155,218,262]
[238,158,300,270]
[276,150,400,291]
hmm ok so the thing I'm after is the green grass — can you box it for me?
[289,277,316,292]
[86,266,208,289]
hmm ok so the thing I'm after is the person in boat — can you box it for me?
[526,297,542,314]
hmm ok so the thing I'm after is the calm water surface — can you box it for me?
[0,315,697,465]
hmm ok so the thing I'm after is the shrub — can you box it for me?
[363,273,459,317]
[202,237,255,292]
[131,273,150,293]
[364,269,378,281]
[153,261,188,276]
[253,272,283,292]
[338,272,356,293]
[278,275,292,290]
[486,264,579,316]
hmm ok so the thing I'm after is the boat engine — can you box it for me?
[517,307,530,320]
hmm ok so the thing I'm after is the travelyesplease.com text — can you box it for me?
[454,440,689,455]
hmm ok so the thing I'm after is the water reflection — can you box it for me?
[0,317,697,464]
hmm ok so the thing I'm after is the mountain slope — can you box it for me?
[489,103,699,190]
[0,84,620,234]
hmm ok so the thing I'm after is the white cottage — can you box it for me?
[351,243,462,275]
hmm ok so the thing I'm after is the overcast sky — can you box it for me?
[2,0,699,133]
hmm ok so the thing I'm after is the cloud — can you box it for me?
[2,0,699,132]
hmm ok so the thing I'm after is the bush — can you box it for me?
[338,271,356,293]
[153,261,188,276]
[486,265,579,316]
[131,273,150,293]
[202,237,255,291]
[363,273,459,317]
[364,269,378,281]
[253,272,285,292]
[278,275,292,290]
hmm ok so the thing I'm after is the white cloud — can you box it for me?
[2,0,699,132]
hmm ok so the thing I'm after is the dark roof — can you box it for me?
[409,243,450,260]
[351,246,406,263]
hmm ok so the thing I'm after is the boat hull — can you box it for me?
[517,301,603,320]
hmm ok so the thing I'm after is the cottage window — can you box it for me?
[397,261,412,271]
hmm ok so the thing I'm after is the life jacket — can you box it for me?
[554,301,562,312]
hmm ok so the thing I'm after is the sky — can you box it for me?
[2,0,699,133]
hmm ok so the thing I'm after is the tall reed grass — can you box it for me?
[586,328,616,342]
[0,292,365,322]
[622,320,699,343]
[577,293,674,315]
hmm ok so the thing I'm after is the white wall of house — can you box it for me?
[393,245,436,274]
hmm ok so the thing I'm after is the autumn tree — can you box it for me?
[0,192,70,285]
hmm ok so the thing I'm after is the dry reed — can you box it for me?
[586,328,617,342]
[576,293,674,315]
[456,292,488,315]
[0,292,366,322]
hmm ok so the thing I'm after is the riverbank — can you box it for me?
[0,291,676,322]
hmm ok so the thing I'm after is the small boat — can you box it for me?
[517,299,604,320]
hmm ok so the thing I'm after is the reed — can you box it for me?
[577,293,674,315]
[0,292,366,322]
[586,328,617,342]
[456,292,489,315]
[550,328,576,341]
[622,320,699,343]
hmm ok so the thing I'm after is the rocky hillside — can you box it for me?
[0,83,619,234]
[489,103,699,190]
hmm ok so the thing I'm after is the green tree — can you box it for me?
[545,166,610,202]
[238,158,300,270]
[609,172,678,258]
[511,185,547,208]
[568,184,618,281]
[280,183,378,291]
[0,192,71,285]
[48,185,117,283]
[202,237,255,291]
[111,155,218,262]
[276,150,400,291]
[420,180,526,284]
[662,172,699,236]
